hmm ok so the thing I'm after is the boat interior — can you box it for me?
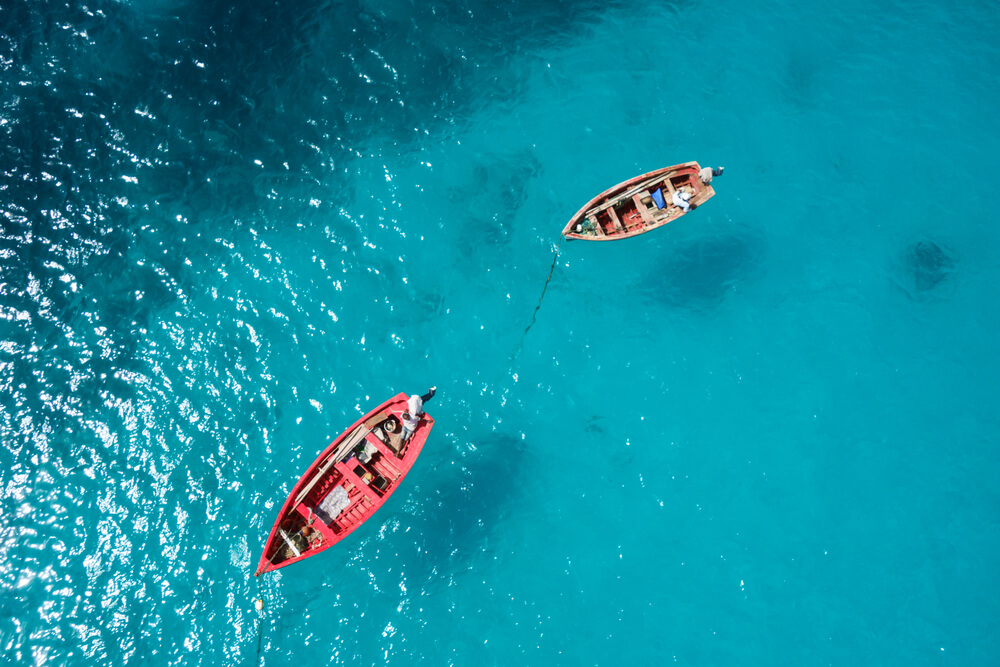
[265,410,411,567]
[581,171,700,237]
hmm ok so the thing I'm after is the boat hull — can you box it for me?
[562,162,715,241]
[255,393,433,576]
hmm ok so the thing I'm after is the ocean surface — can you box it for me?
[2,0,999,664]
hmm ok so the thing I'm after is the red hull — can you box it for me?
[255,393,433,576]
[562,162,715,241]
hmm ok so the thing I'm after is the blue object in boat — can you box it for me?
[651,187,666,209]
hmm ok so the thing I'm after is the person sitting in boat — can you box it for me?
[401,387,437,440]
[672,188,692,212]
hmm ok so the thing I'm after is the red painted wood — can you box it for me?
[254,393,434,576]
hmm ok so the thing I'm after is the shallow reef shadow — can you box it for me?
[894,239,956,299]
[450,150,544,260]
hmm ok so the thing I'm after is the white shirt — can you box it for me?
[672,189,691,212]
[407,394,424,416]
[401,410,419,434]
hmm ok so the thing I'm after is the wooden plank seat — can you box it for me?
[364,432,403,475]
[334,461,381,504]
[294,504,338,542]
[606,206,624,232]
[291,426,369,507]
[632,194,655,225]
[588,172,674,216]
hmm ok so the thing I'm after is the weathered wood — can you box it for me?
[632,194,655,224]
[562,161,715,241]
[585,172,675,217]
[607,206,624,232]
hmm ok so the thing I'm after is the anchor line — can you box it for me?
[514,237,564,357]
[255,575,267,666]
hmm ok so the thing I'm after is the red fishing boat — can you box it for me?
[562,162,719,241]
[255,393,434,576]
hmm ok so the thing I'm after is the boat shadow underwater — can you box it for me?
[367,431,528,584]
[640,232,765,311]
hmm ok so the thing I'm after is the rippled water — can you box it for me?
[2,0,999,664]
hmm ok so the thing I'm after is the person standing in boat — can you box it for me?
[699,166,724,184]
[401,387,436,440]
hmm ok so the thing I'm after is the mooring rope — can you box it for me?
[254,575,267,666]
[514,237,564,358]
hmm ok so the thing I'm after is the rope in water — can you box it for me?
[254,575,266,665]
[514,236,564,357]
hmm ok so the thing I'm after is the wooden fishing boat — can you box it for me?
[255,393,433,576]
[562,162,717,241]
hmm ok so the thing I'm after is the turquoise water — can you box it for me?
[2,0,999,664]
